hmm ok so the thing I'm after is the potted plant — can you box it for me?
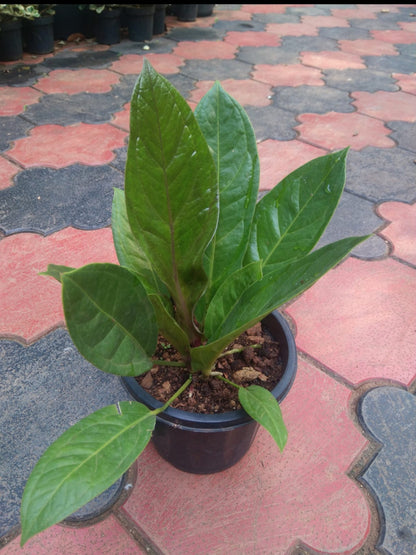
[20,61,368,545]
[23,4,56,55]
[88,3,121,44]
[0,4,40,61]
[122,4,155,42]
[153,3,167,35]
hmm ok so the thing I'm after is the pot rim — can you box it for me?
[122,310,297,428]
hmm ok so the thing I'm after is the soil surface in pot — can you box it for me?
[135,323,284,414]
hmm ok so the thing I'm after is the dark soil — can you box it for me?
[135,322,284,414]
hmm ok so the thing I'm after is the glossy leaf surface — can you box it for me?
[21,402,155,545]
[239,385,287,451]
[246,149,349,270]
[62,263,157,376]
[195,82,259,303]
[125,60,218,336]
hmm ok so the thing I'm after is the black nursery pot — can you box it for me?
[125,5,155,42]
[153,4,167,35]
[93,8,121,45]
[176,4,198,22]
[0,19,23,61]
[24,15,54,55]
[122,310,297,474]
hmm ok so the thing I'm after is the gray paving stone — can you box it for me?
[323,68,398,93]
[109,36,176,55]
[358,387,416,555]
[316,190,387,259]
[286,6,333,16]
[0,116,33,151]
[0,165,123,236]
[251,13,300,25]
[346,147,416,204]
[365,55,416,75]
[22,92,126,126]
[237,46,299,66]
[213,19,266,32]
[0,329,134,538]
[281,35,338,53]
[319,26,371,40]
[349,17,401,31]
[396,44,416,58]
[273,85,354,115]
[387,122,416,154]
[40,49,119,70]
[244,105,297,141]
[181,59,252,82]
[166,25,225,42]
[165,72,195,99]
[0,64,44,86]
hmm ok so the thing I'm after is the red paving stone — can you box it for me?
[301,50,366,70]
[0,87,42,116]
[393,73,416,95]
[110,53,185,75]
[172,40,237,60]
[286,257,416,386]
[302,15,350,28]
[253,63,324,87]
[3,515,144,554]
[0,228,117,342]
[370,29,416,44]
[378,201,416,266]
[295,112,395,150]
[257,140,326,190]
[0,156,19,190]
[34,68,121,95]
[189,79,272,107]
[7,123,127,168]
[338,39,398,57]
[112,103,130,131]
[330,7,378,19]
[224,30,281,47]
[398,21,416,32]
[352,91,416,122]
[122,357,370,554]
[266,22,319,37]
[213,8,252,21]
[241,4,298,14]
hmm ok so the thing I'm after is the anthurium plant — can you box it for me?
[20,60,368,545]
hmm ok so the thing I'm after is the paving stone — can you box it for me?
[319,26,371,40]
[266,22,319,37]
[0,228,117,342]
[0,64,45,86]
[371,29,416,43]
[0,87,43,117]
[34,68,121,95]
[254,64,324,87]
[352,91,416,123]
[109,52,184,75]
[338,38,399,57]
[189,79,272,108]
[301,49,365,69]
[180,59,251,81]
[317,190,388,260]
[0,329,133,539]
[287,256,416,385]
[0,164,123,235]
[7,123,127,168]
[296,112,395,151]
[280,34,338,52]
[346,147,416,203]
[365,54,416,74]
[213,18,267,32]
[22,92,126,126]
[244,105,297,141]
[224,30,281,47]
[165,25,225,43]
[330,6,378,20]
[110,146,128,173]
[109,36,176,55]
[274,85,354,114]
[172,40,237,60]
[164,72,195,100]
[393,72,416,95]
[378,201,416,266]
[122,357,370,554]
[237,45,299,65]
[0,116,33,151]
[349,17,401,31]
[0,157,19,191]
[387,121,416,153]
[286,6,333,17]
[396,43,416,57]
[40,49,119,70]
[301,15,350,28]
[246,13,300,25]
[323,68,398,93]
[358,387,416,555]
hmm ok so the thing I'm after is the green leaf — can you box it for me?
[246,149,349,270]
[148,293,191,357]
[191,235,367,373]
[40,264,75,283]
[195,82,259,303]
[239,385,287,451]
[21,402,155,546]
[125,59,218,336]
[62,263,157,376]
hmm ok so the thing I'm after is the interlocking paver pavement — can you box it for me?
[0,5,415,554]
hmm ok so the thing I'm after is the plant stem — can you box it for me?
[153,375,193,414]
[152,358,187,367]
[219,343,261,358]
[215,373,240,390]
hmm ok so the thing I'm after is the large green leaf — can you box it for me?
[246,149,349,270]
[21,402,155,546]
[125,60,218,337]
[195,82,259,303]
[239,385,287,451]
[62,263,157,376]
[191,235,367,373]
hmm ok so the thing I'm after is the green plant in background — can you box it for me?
[20,60,368,545]
[0,4,40,22]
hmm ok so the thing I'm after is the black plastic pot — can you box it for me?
[176,4,198,22]
[53,4,82,40]
[125,5,155,42]
[0,19,23,62]
[198,4,215,17]
[122,310,297,474]
[153,4,167,35]
[93,8,121,45]
[23,15,54,55]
